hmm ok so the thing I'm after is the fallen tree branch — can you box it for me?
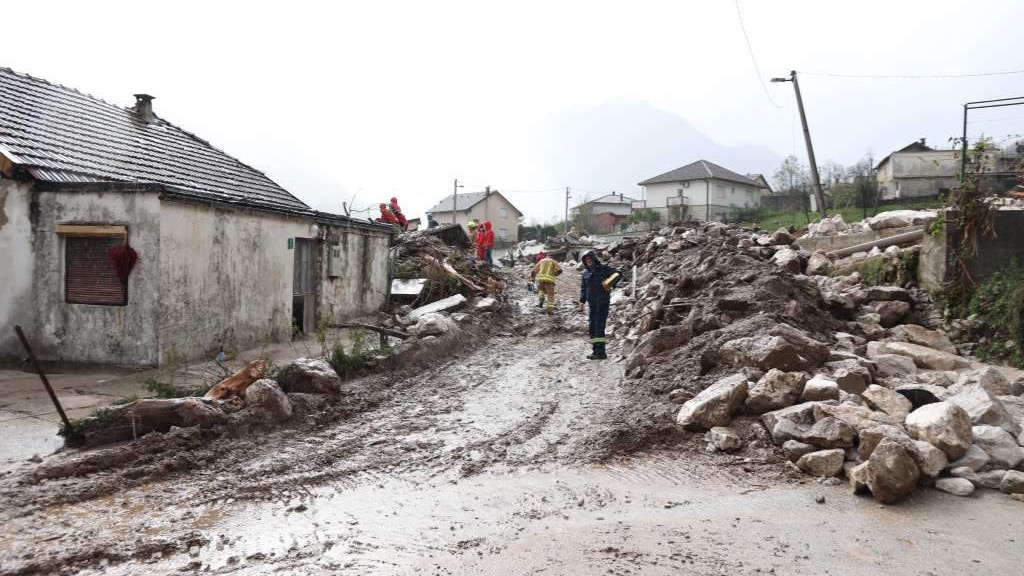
[421,254,485,292]
[330,322,411,340]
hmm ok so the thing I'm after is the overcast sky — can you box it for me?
[3,0,1023,223]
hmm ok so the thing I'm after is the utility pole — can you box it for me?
[565,187,570,234]
[772,71,827,218]
[452,178,463,225]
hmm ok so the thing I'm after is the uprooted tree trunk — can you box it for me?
[204,359,268,400]
[66,360,268,447]
[67,398,227,447]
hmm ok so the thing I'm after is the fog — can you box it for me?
[2,0,1022,223]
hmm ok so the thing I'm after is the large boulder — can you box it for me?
[412,313,458,337]
[720,334,824,373]
[626,326,691,372]
[676,373,749,431]
[745,369,808,414]
[1000,471,1024,494]
[278,358,343,394]
[813,403,899,431]
[935,477,975,497]
[705,426,743,452]
[948,385,1020,435]
[971,425,1024,469]
[801,375,840,402]
[782,440,817,462]
[865,210,936,230]
[244,379,293,422]
[912,440,949,478]
[888,324,957,354]
[873,354,918,378]
[796,449,845,477]
[950,444,992,472]
[857,424,916,461]
[862,384,913,421]
[806,251,832,276]
[761,402,822,444]
[861,438,921,504]
[867,341,970,371]
[904,402,973,460]
[949,367,1014,397]
[801,416,857,449]
[874,301,912,328]
[771,248,802,273]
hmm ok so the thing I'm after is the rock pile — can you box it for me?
[598,220,1024,504]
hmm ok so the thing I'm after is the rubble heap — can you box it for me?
[599,221,1024,504]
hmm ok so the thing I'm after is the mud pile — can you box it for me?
[595,221,1024,504]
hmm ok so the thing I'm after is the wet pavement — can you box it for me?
[1,277,1022,575]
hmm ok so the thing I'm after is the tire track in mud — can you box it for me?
[0,294,772,576]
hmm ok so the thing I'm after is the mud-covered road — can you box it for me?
[1,281,1023,575]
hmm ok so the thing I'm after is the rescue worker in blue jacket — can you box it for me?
[578,249,622,360]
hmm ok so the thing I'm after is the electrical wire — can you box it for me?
[734,0,783,109]
[800,69,1024,79]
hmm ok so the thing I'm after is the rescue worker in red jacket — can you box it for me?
[378,203,399,225]
[531,254,562,314]
[389,197,408,228]
[479,221,495,265]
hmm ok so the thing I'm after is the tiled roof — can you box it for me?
[0,67,309,212]
[585,193,639,204]
[638,159,762,187]
[427,191,488,213]
[426,190,523,216]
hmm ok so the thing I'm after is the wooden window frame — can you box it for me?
[58,225,129,307]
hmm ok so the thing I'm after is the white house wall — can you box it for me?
[158,201,310,363]
[644,179,762,221]
[0,184,163,365]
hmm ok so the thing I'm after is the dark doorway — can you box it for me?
[292,238,317,334]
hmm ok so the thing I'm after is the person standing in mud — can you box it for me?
[531,253,562,314]
[578,249,621,360]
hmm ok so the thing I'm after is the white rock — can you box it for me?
[972,425,1023,469]
[873,354,918,378]
[278,358,343,394]
[796,449,845,477]
[413,313,457,337]
[949,444,992,472]
[948,385,1020,435]
[870,341,970,371]
[677,374,749,431]
[801,375,840,402]
[474,297,499,312]
[904,402,973,460]
[244,379,292,422]
[934,477,975,497]
[862,384,913,421]
[911,440,948,478]
[705,427,743,452]
[408,294,467,320]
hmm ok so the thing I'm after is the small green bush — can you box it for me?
[964,262,1024,366]
[144,378,213,399]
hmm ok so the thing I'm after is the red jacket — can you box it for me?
[379,205,399,224]
[480,221,495,248]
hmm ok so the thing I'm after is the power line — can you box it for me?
[734,0,782,109]
[799,69,1024,79]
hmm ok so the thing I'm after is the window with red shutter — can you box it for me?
[65,236,128,306]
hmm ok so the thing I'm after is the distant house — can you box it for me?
[745,173,774,193]
[0,68,393,367]
[571,192,639,232]
[638,160,770,222]
[876,139,959,200]
[426,189,523,245]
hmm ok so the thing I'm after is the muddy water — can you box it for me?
[2,285,1023,575]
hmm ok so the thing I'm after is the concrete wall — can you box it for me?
[158,201,311,363]
[796,225,924,254]
[0,183,162,365]
[920,209,1024,291]
[318,225,391,325]
[879,151,959,200]
[0,180,37,359]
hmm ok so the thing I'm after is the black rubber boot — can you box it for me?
[587,343,608,360]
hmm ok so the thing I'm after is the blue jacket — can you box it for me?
[580,259,621,305]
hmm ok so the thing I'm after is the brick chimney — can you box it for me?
[133,94,156,123]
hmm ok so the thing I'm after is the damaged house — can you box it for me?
[0,68,393,367]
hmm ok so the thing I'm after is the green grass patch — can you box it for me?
[961,262,1024,366]
[144,378,214,399]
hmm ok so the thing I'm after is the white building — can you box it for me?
[876,140,959,200]
[638,160,770,222]
[571,192,639,232]
[426,189,523,245]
